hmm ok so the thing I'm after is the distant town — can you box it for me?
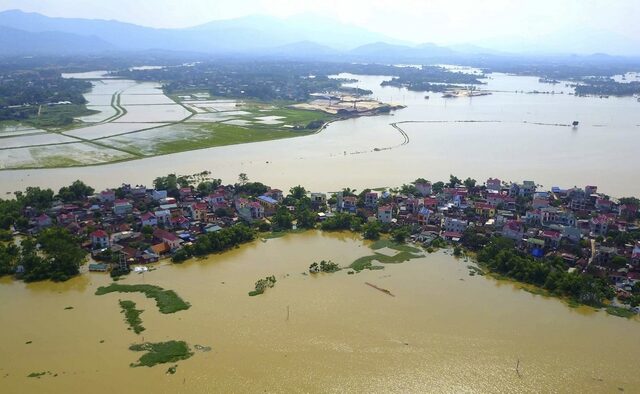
[1,172,638,316]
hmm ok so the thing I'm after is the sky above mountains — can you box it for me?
[0,0,639,55]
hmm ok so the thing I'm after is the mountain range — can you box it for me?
[0,9,494,60]
[0,9,638,60]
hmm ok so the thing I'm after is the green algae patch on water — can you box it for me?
[95,284,190,314]
[350,250,421,272]
[129,341,193,367]
[27,371,48,378]
[118,300,145,334]
[369,239,421,254]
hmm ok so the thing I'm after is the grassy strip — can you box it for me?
[152,123,314,155]
[606,306,636,319]
[119,300,145,334]
[95,284,190,314]
[350,251,421,271]
[129,341,193,367]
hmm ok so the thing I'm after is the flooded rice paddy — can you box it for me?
[1,69,639,197]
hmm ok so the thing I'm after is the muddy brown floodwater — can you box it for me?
[1,231,638,393]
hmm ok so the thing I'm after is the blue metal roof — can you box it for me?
[258,195,278,204]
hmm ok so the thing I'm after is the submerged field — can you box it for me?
[0,78,333,170]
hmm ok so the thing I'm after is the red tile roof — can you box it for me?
[90,230,108,238]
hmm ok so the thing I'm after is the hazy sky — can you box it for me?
[1,0,639,46]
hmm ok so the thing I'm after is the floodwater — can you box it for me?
[1,231,638,393]
[1,70,639,197]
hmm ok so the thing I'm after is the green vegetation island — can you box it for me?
[1,172,639,319]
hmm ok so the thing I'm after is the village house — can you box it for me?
[632,241,640,265]
[590,215,611,236]
[152,189,168,201]
[365,192,378,207]
[189,202,209,221]
[205,192,226,206]
[234,197,250,211]
[417,207,432,226]
[90,229,110,249]
[541,229,562,249]
[340,195,357,213]
[140,211,157,227]
[475,202,496,218]
[151,209,169,227]
[238,202,264,222]
[113,199,133,216]
[486,193,516,210]
[423,197,438,210]
[502,220,525,242]
[171,215,191,229]
[541,207,576,227]
[444,217,468,234]
[179,187,193,199]
[36,213,52,229]
[532,196,550,210]
[310,193,327,209]
[377,205,393,223]
[569,189,589,211]
[153,228,183,251]
[620,204,638,220]
[57,212,76,226]
[98,189,116,203]
[486,177,502,191]
[257,195,279,215]
[595,197,613,212]
[264,189,284,202]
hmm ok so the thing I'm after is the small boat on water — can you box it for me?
[572,121,579,127]
[424,95,430,99]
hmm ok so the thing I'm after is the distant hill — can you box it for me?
[0,9,404,54]
[0,25,114,55]
[349,42,455,62]
[264,41,343,60]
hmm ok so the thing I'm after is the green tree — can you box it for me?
[295,208,317,229]
[273,206,293,230]
[15,187,54,210]
[400,184,418,196]
[57,180,95,202]
[238,173,249,185]
[341,187,357,197]
[289,185,307,200]
[37,227,87,281]
[363,221,382,240]
[432,182,445,194]
[391,226,411,243]
[463,177,477,189]
[449,175,461,188]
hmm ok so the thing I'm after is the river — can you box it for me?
[1,70,639,197]
[1,231,638,393]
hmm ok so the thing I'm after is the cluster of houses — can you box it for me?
[22,177,640,299]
